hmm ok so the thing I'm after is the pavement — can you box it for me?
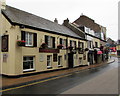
[62,67,118,94]
[61,58,118,94]
[1,58,115,89]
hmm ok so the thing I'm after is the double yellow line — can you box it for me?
[0,73,72,93]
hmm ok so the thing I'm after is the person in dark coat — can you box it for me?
[100,44,104,61]
[94,49,97,64]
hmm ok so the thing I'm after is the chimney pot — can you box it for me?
[63,18,69,26]
[54,18,58,23]
[0,0,6,10]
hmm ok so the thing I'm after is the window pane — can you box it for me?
[58,57,60,65]
[78,42,80,47]
[48,36,51,48]
[47,56,50,60]
[23,56,34,71]
[23,62,30,70]
[25,32,33,46]
[25,33,29,45]
[26,57,30,60]
[70,40,72,46]
[60,38,62,44]
[29,57,33,60]
[30,61,33,68]
[47,56,51,67]
[23,57,27,61]
[29,33,33,45]
[79,58,82,64]
[47,61,50,66]
[58,56,62,66]
[62,39,64,45]
[63,39,66,48]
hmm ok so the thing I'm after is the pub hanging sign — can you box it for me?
[1,35,9,52]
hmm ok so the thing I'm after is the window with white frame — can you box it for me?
[45,35,55,48]
[60,38,66,48]
[47,55,52,68]
[85,27,90,33]
[95,42,98,48]
[73,41,76,48]
[88,41,93,48]
[78,42,84,48]
[58,56,62,66]
[25,32,33,46]
[48,36,52,48]
[23,56,34,71]
[70,40,76,48]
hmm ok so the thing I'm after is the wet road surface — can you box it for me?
[2,57,119,95]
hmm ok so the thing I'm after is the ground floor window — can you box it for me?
[23,56,34,71]
[47,55,52,68]
[79,57,82,65]
[58,56,62,66]
[64,54,66,60]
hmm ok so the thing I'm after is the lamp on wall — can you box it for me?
[10,25,15,29]
[2,30,8,36]
[5,30,8,33]
[17,35,19,40]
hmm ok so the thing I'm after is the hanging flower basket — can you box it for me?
[77,47,82,50]
[67,46,73,50]
[17,40,26,46]
[41,43,48,48]
[85,48,89,51]
[57,44,63,49]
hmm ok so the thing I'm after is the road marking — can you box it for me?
[0,73,72,92]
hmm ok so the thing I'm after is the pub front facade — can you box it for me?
[0,5,88,76]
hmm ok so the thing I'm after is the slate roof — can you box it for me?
[2,5,84,40]
[73,15,101,32]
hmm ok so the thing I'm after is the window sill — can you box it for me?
[24,46,35,48]
[47,66,52,69]
[58,65,63,67]
[23,69,36,73]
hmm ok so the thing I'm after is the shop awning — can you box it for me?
[97,51,102,54]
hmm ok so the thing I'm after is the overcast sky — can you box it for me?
[6,0,118,41]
